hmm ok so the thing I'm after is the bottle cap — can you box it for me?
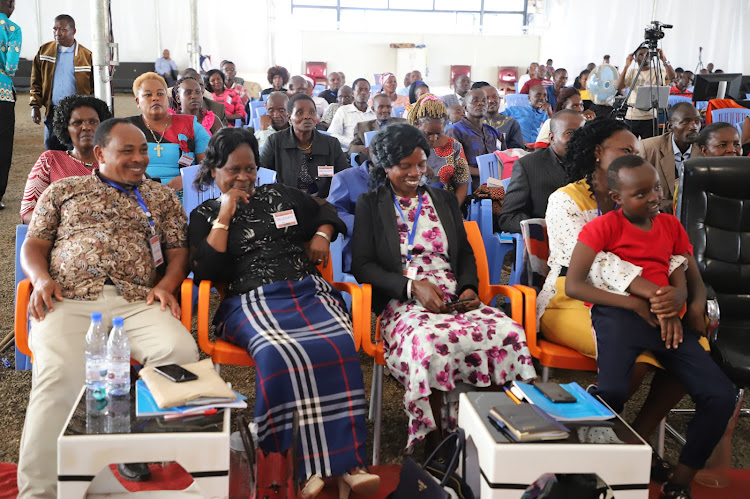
[113,317,124,327]
[91,312,102,322]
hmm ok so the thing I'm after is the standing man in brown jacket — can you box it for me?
[30,14,93,150]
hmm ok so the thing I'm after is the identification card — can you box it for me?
[318,165,334,177]
[150,235,164,267]
[178,154,194,167]
[272,209,298,229]
[487,177,503,188]
[403,267,418,280]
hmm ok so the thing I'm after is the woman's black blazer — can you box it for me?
[260,126,349,198]
[351,184,479,314]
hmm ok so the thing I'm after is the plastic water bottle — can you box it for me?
[106,317,131,433]
[85,313,108,433]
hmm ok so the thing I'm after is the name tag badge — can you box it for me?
[178,154,194,167]
[487,177,503,188]
[496,139,504,151]
[150,235,164,267]
[272,209,298,229]
[403,267,418,280]
[318,165,334,177]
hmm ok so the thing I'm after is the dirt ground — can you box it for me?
[0,94,748,476]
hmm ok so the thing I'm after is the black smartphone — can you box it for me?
[445,298,474,309]
[534,382,577,403]
[153,364,198,383]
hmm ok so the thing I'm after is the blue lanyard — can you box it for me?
[393,192,423,262]
[100,177,156,235]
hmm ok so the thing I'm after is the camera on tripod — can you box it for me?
[644,20,672,48]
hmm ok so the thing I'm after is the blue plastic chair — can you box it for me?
[313,84,325,96]
[711,108,750,135]
[371,85,382,94]
[350,153,359,167]
[14,224,32,370]
[250,100,265,120]
[392,106,405,118]
[668,95,692,107]
[319,130,331,136]
[253,117,261,129]
[471,153,524,286]
[181,164,222,217]
[256,167,276,186]
[256,107,267,117]
[364,130,377,148]
[504,93,530,108]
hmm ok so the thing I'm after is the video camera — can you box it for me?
[644,20,672,48]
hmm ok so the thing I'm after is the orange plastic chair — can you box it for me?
[360,221,524,465]
[14,278,195,364]
[192,254,370,371]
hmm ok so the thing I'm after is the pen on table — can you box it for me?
[504,387,522,404]
[164,408,218,420]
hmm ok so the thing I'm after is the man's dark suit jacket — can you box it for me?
[348,118,407,154]
[351,185,478,314]
[204,96,227,126]
[497,147,567,233]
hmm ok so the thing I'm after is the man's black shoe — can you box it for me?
[117,462,152,482]
[0,202,6,210]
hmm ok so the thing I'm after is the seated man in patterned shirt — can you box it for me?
[17,117,199,498]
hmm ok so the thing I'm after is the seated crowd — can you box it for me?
[15,40,750,499]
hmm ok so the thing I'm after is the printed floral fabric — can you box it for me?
[426,137,470,193]
[380,192,536,450]
[27,174,187,301]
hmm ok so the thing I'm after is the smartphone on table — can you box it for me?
[153,364,198,383]
[534,382,577,403]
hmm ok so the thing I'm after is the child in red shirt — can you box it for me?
[565,155,736,499]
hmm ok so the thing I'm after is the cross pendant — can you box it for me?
[154,143,163,157]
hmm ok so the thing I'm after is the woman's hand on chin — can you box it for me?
[218,188,251,219]
[412,279,448,314]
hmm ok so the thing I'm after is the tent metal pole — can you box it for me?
[90,0,114,112]
[189,0,200,70]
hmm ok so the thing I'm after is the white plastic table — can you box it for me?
[458,392,651,498]
[57,387,230,498]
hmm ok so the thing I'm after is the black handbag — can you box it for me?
[387,430,475,499]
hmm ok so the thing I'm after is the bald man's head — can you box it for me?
[288,76,308,96]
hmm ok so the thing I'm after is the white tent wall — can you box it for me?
[11,0,750,93]
[538,0,748,76]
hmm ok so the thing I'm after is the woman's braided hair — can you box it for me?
[565,118,631,195]
[407,93,447,126]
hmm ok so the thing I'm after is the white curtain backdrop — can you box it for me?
[537,0,749,76]
[11,0,750,82]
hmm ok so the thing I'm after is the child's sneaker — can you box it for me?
[660,482,692,498]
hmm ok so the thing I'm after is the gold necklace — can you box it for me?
[143,115,171,157]
[297,138,313,152]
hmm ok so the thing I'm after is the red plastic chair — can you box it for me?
[360,221,524,465]
[450,65,471,89]
[497,66,519,95]
[305,61,328,87]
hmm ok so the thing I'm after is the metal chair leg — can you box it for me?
[368,358,377,420]
[372,364,383,466]
[542,365,550,382]
[657,418,666,457]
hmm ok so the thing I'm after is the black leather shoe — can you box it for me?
[0,202,6,210]
[660,482,692,498]
[117,462,152,482]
